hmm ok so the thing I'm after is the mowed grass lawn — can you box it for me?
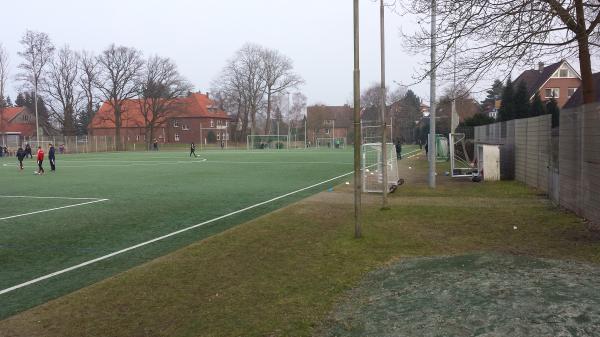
[0,147,379,319]
[0,151,598,337]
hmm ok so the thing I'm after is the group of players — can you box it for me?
[14,143,56,174]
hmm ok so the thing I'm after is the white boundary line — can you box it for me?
[0,171,353,296]
[0,195,101,200]
[0,199,109,221]
[402,149,422,160]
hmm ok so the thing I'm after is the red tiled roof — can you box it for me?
[1,106,26,122]
[0,106,36,136]
[90,93,229,129]
[307,105,353,128]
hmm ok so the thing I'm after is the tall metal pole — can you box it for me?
[353,0,362,238]
[428,0,437,189]
[34,82,40,147]
[380,0,389,209]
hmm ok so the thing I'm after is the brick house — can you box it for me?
[306,105,352,145]
[0,106,37,147]
[513,60,582,108]
[89,92,231,144]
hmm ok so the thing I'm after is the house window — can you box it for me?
[217,133,221,141]
[552,64,576,78]
[210,119,214,127]
[568,87,578,98]
[136,135,140,141]
[173,120,180,128]
[324,128,330,134]
[544,88,560,99]
[175,133,180,142]
[323,119,334,125]
[182,124,189,131]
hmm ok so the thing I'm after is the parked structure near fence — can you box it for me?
[475,109,599,227]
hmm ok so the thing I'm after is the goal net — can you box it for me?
[247,135,289,150]
[316,137,346,149]
[361,143,400,193]
[449,133,478,177]
[361,120,393,144]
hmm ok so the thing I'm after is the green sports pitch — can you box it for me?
[0,146,418,319]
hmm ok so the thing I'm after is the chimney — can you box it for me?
[206,92,210,99]
[538,62,544,72]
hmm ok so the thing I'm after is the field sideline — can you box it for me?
[0,146,417,319]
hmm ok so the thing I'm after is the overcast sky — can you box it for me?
[2,0,587,106]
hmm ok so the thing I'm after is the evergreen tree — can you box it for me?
[513,81,531,119]
[15,93,25,107]
[530,93,546,117]
[5,96,12,107]
[0,96,6,108]
[463,113,496,127]
[484,79,504,102]
[547,97,560,128]
[498,78,515,121]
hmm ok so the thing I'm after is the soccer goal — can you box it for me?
[316,137,346,149]
[449,133,478,177]
[361,143,400,193]
[361,120,393,144]
[247,135,290,150]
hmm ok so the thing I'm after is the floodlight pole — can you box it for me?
[428,0,437,189]
[353,0,362,238]
[380,0,389,209]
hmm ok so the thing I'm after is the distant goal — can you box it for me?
[316,137,346,149]
[247,135,290,150]
[361,143,400,193]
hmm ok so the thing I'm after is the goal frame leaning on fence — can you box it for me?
[361,142,399,193]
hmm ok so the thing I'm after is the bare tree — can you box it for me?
[17,30,55,141]
[214,44,266,140]
[260,48,303,135]
[0,43,9,108]
[137,56,192,149]
[95,44,143,150]
[289,92,307,124]
[43,46,81,135]
[78,51,100,134]
[401,0,600,103]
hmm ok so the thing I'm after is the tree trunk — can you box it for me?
[115,103,122,151]
[265,89,272,135]
[575,2,595,104]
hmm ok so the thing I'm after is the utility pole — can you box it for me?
[353,0,362,238]
[428,0,437,189]
[380,0,389,209]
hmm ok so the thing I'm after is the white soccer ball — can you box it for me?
[345,182,350,185]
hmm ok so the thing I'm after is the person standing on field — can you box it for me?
[48,143,56,171]
[25,143,32,158]
[190,142,197,157]
[16,146,25,171]
[36,146,45,175]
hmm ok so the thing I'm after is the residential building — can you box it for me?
[563,72,600,109]
[306,105,352,145]
[89,92,231,144]
[0,106,37,147]
[513,60,582,108]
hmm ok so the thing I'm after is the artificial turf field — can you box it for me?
[0,146,417,320]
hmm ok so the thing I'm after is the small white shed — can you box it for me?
[476,144,501,181]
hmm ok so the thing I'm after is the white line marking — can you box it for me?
[0,196,102,201]
[0,171,352,296]
[0,199,109,222]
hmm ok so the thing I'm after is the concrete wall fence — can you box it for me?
[475,108,599,226]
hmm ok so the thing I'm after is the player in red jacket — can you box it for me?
[36,146,45,175]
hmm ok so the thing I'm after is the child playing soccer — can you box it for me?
[190,142,197,157]
[36,146,45,175]
[16,146,25,171]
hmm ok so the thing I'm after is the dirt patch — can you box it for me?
[316,253,600,337]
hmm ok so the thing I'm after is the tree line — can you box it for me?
[0,30,194,150]
[210,43,304,143]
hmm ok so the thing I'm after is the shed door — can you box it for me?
[483,145,500,181]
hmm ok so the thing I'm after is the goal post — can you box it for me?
[449,133,478,177]
[247,135,290,150]
[361,120,393,144]
[316,137,346,149]
[361,142,400,193]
